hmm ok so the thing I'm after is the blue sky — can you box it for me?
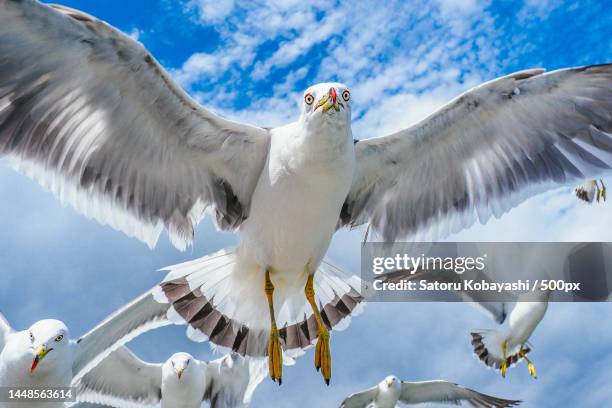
[1,0,612,407]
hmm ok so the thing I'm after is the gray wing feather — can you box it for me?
[73,346,162,408]
[339,386,378,408]
[0,0,269,250]
[344,65,612,241]
[400,381,520,407]
[72,289,170,382]
[0,311,13,352]
[205,354,266,408]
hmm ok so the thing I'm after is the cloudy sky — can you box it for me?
[1,0,612,407]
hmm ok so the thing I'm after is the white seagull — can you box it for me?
[377,252,549,380]
[75,347,265,408]
[0,291,170,407]
[574,179,606,202]
[339,375,520,408]
[2,0,612,385]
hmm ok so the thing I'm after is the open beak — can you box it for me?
[176,368,184,380]
[314,87,342,113]
[386,379,394,387]
[30,346,51,374]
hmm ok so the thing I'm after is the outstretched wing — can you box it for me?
[73,346,162,408]
[400,381,520,407]
[342,65,612,241]
[0,311,13,352]
[72,289,170,382]
[0,1,269,250]
[203,354,266,408]
[339,386,378,408]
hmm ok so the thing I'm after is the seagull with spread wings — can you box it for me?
[0,291,169,407]
[1,0,612,385]
[74,347,265,408]
[340,375,520,408]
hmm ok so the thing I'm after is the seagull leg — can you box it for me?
[598,179,607,202]
[500,340,508,378]
[265,269,283,385]
[305,274,331,385]
[519,347,537,379]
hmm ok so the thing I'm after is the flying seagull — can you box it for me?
[339,375,520,408]
[0,291,170,407]
[574,179,606,203]
[1,0,612,385]
[377,251,548,380]
[74,347,265,408]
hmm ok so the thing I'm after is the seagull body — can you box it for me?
[2,0,612,384]
[471,295,549,378]
[340,375,520,408]
[0,291,170,407]
[574,179,606,203]
[75,348,265,408]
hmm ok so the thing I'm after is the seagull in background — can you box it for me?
[0,290,170,407]
[2,0,612,385]
[575,179,606,203]
[75,347,265,408]
[339,375,520,408]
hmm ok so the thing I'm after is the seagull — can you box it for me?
[339,375,520,408]
[574,179,606,202]
[0,290,170,407]
[74,347,265,408]
[377,257,548,379]
[1,0,612,385]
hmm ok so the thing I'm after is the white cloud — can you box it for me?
[188,0,235,23]
[126,27,143,41]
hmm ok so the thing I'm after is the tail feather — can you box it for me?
[470,332,529,371]
[153,249,364,359]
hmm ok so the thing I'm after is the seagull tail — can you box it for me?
[152,249,364,359]
[470,331,527,371]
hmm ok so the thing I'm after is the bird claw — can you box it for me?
[315,329,331,385]
[527,362,537,379]
[268,328,283,385]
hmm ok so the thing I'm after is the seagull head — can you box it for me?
[27,319,69,375]
[301,82,351,126]
[381,375,400,391]
[169,352,195,380]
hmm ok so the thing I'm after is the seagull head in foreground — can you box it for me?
[300,82,352,128]
[340,375,521,408]
[0,289,170,392]
[27,319,71,376]
[2,0,612,387]
[166,352,199,381]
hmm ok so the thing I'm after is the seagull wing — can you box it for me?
[342,65,612,241]
[338,386,378,408]
[399,381,520,407]
[0,1,269,250]
[0,311,13,352]
[203,354,266,408]
[73,346,162,408]
[72,289,170,382]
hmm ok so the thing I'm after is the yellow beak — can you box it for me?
[386,379,394,387]
[176,368,184,380]
[30,346,51,374]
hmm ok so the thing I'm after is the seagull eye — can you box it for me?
[54,334,64,342]
[304,93,314,105]
[342,90,350,102]
[29,332,34,342]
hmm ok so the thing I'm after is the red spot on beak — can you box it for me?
[329,87,337,105]
[30,357,39,374]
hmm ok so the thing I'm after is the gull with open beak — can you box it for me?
[0,288,170,408]
[74,348,266,408]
